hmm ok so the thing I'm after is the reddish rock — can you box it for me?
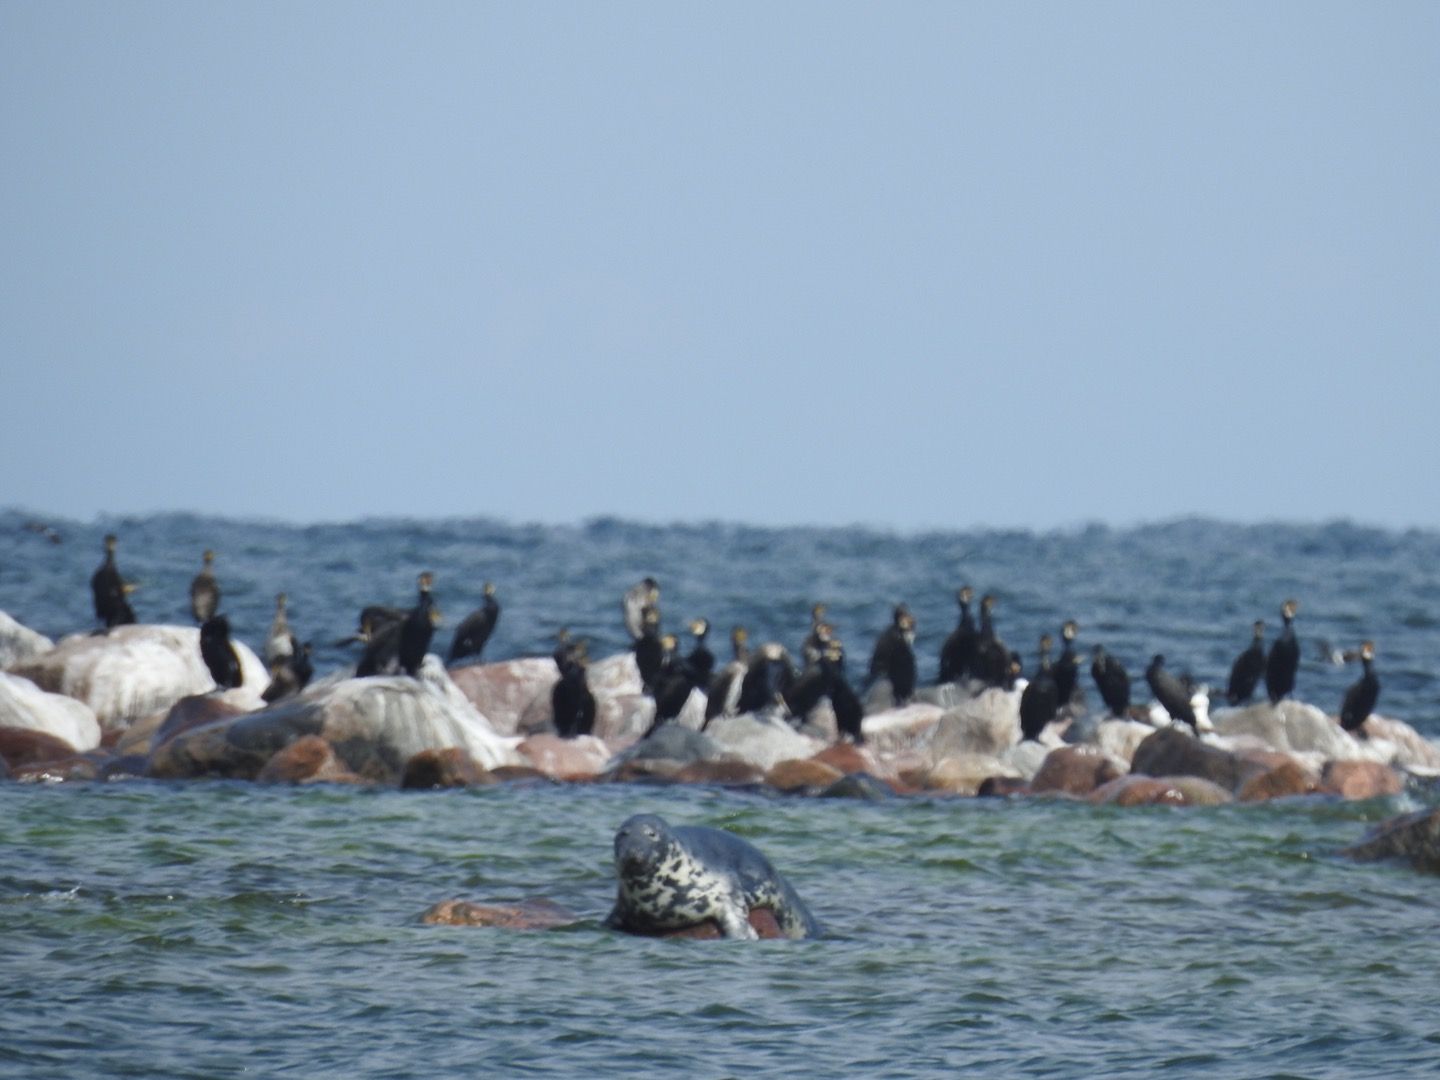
[977,775,1030,798]
[488,765,552,784]
[152,695,248,751]
[447,657,557,736]
[11,752,107,783]
[0,726,78,768]
[673,759,765,786]
[401,747,495,789]
[1092,774,1233,806]
[764,758,844,793]
[256,736,366,784]
[1030,745,1123,797]
[420,897,579,929]
[810,743,877,777]
[1320,760,1404,800]
[1237,759,1320,802]
[515,734,610,780]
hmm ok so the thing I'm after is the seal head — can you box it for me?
[606,814,819,940]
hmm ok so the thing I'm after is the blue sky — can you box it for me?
[2,3,1436,531]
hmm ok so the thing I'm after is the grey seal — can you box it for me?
[605,813,820,940]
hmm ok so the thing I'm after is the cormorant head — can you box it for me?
[1039,633,1053,656]
[201,549,215,567]
[483,581,496,598]
[1061,620,1078,642]
[642,605,660,632]
[1359,640,1375,662]
[276,592,287,611]
[417,571,434,594]
[732,625,748,645]
[1281,599,1298,621]
[1151,654,1166,668]
[661,633,679,655]
[1091,644,1107,661]
[981,594,996,614]
[958,586,974,606]
[1252,619,1265,639]
[689,617,709,638]
[811,603,827,625]
[103,533,118,553]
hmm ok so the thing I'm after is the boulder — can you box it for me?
[1212,701,1359,760]
[151,694,249,751]
[860,702,945,756]
[257,735,367,784]
[420,897,580,929]
[148,657,521,782]
[764,758,844,793]
[703,712,825,771]
[672,759,765,786]
[1030,745,1125,797]
[9,624,267,730]
[1319,760,1404,800]
[1359,715,1440,773]
[516,734,611,780]
[809,742,885,778]
[1002,739,1053,781]
[0,611,53,670]
[819,773,896,800]
[10,751,109,783]
[614,724,724,769]
[401,747,495,789]
[1236,757,1321,802]
[976,775,1030,797]
[928,690,1021,760]
[1130,728,1248,792]
[1090,719,1156,765]
[924,754,1017,796]
[449,656,558,735]
[1090,775,1232,806]
[0,671,102,751]
[0,726,79,768]
[1341,808,1440,873]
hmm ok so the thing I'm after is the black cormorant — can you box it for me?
[824,641,865,745]
[1226,620,1266,706]
[684,617,715,688]
[1145,654,1196,729]
[1091,645,1131,718]
[199,614,243,690]
[975,594,1011,687]
[265,593,293,667]
[1339,641,1379,734]
[802,603,829,667]
[397,572,440,677]
[262,637,314,703]
[735,642,796,715]
[552,639,596,738]
[646,634,698,735]
[1019,634,1059,741]
[938,586,978,683]
[867,603,917,705]
[1052,620,1081,705]
[703,626,750,724]
[91,533,137,629]
[623,577,660,641]
[448,582,501,664]
[189,549,219,625]
[633,605,664,693]
[1265,599,1300,704]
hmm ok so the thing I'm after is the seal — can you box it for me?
[605,813,820,940]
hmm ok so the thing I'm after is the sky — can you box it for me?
[2,2,1437,532]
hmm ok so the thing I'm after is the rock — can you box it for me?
[616,723,723,768]
[1359,715,1440,773]
[1091,719,1156,765]
[10,751,108,783]
[400,747,495,789]
[1130,727,1247,791]
[765,758,844,793]
[0,672,102,751]
[257,735,366,784]
[420,897,580,929]
[859,702,945,755]
[1319,760,1404,800]
[1090,775,1190,806]
[703,713,825,771]
[1030,745,1124,797]
[928,690,1021,760]
[449,657,557,736]
[1213,700,1359,760]
[606,758,682,784]
[0,726,79,768]
[9,624,267,730]
[924,754,1017,796]
[151,694,248,751]
[672,759,765,786]
[488,765,552,784]
[516,734,610,780]
[1341,808,1440,872]
[1236,758,1320,802]
[0,611,53,670]
[809,742,885,778]
[97,754,150,781]
[977,775,1030,797]
[820,772,895,800]
[149,657,521,782]
[1002,739,1053,780]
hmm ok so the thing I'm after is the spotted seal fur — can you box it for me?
[605,813,820,940]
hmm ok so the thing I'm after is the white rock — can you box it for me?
[1212,700,1361,760]
[859,702,945,755]
[703,712,824,771]
[0,611,53,671]
[929,688,1021,760]
[0,671,101,751]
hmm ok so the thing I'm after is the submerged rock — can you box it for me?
[256,735,366,784]
[0,671,102,752]
[10,625,267,730]
[765,758,844,793]
[401,746,495,789]
[421,897,580,930]
[1342,808,1440,873]
[1319,760,1404,800]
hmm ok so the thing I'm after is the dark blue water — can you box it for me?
[3,510,1440,1077]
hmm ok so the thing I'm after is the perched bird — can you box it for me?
[938,586,979,684]
[684,617,715,688]
[397,572,441,677]
[1052,620,1081,705]
[199,614,244,690]
[448,582,501,664]
[1265,599,1300,704]
[90,533,137,629]
[867,603,918,705]
[703,626,751,724]
[262,638,313,703]
[801,603,830,667]
[975,594,1011,687]
[1145,654,1196,729]
[735,642,796,716]
[823,641,865,745]
[354,609,405,676]
[189,549,219,625]
[1020,635,1059,741]
[623,578,660,641]
[633,605,665,693]
[265,593,294,667]
[1339,641,1380,734]
[552,638,596,738]
[646,634,699,735]
[1226,620,1266,706]
[1091,645,1131,718]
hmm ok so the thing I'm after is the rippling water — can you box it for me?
[3,511,1440,1076]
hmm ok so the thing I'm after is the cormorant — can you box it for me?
[397,572,440,677]
[448,581,500,664]
[684,617,715,688]
[939,586,979,684]
[1053,620,1081,705]
[189,549,219,625]
[552,639,596,738]
[1226,620,1266,706]
[975,594,1011,687]
[703,626,750,724]
[199,614,243,690]
[823,641,865,744]
[623,577,660,641]
[1265,599,1300,704]
[262,637,314,703]
[1019,634,1059,741]
[646,634,698,735]
[1145,654,1196,729]
[633,605,664,693]
[1339,641,1379,734]
[1091,645,1131,718]
[265,593,294,667]
[867,603,917,705]
[802,603,830,667]
[735,642,796,715]
[90,533,137,629]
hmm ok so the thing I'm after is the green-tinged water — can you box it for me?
[4,780,1437,1078]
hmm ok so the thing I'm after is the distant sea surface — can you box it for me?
[3,511,1439,1077]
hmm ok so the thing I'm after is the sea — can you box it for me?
[2,510,1439,1078]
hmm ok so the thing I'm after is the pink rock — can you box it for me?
[764,758,844,793]
[1320,760,1404,800]
[256,735,367,784]
[0,726,78,768]
[1237,758,1320,802]
[400,747,495,789]
[672,759,765,786]
[450,658,557,736]
[420,897,579,929]
[1030,745,1123,796]
[1091,775,1190,806]
[516,734,611,780]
